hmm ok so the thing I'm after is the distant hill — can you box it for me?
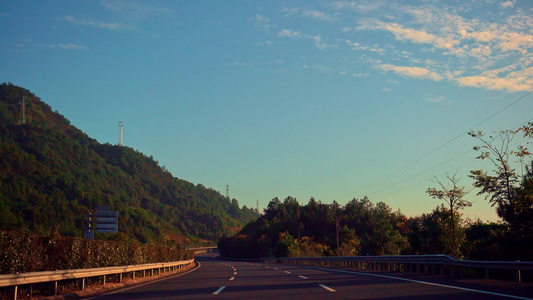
[0,83,259,244]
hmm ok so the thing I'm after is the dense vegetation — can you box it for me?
[0,230,193,274]
[0,83,259,244]
[219,124,533,261]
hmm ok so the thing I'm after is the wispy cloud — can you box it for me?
[455,67,533,92]
[301,9,338,22]
[101,0,172,20]
[332,1,383,12]
[357,19,460,53]
[424,94,448,104]
[501,1,515,9]
[282,7,338,22]
[345,40,385,55]
[60,15,134,30]
[254,15,276,33]
[38,43,87,50]
[378,64,443,81]
[278,29,303,39]
[353,4,533,92]
[278,29,336,50]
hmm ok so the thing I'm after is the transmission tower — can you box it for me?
[226,185,229,198]
[19,96,26,125]
[256,200,259,212]
[118,121,124,146]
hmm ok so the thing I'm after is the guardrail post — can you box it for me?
[119,273,122,283]
[484,268,489,279]
[103,275,106,286]
[54,281,58,295]
[133,270,135,279]
[416,264,420,273]
[431,264,436,274]
[82,278,85,290]
[13,285,17,300]
[516,269,521,283]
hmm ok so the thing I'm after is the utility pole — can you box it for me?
[118,121,124,146]
[256,200,259,213]
[226,185,229,199]
[19,96,26,125]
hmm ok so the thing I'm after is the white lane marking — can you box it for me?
[284,271,291,274]
[229,277,235,281]
[312,266,533,300]
[213,286,225,295]
[319,284,336,292]
[298,275,308,279]
[234,272,237,275]
[265,266,270,268]
[274,268,279,270]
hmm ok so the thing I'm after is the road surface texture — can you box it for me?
[90,252,533,299]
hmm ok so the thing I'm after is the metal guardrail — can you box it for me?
[0,259,195,300]
[262,255,533,283]
[187,246,217,254]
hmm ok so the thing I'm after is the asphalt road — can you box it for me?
[91,252,533,299]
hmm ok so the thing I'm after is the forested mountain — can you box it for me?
[0,83,259,244]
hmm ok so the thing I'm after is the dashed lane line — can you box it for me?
[284,271,291,274]
[229,277,235,281]
[213,286,225,295]
[319,284,336,292]
[298,275,308,279]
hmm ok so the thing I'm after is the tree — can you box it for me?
[331,200,341,255]
[426,173,470,257]
[468,127,531,234]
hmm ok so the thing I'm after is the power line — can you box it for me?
[371,130,533,200]
[340,90,532,201]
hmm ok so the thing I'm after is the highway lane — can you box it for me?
[91,252,533,299]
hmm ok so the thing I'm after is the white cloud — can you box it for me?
[341,27,352,33]
[346,40,385,55]
[281,7,300,17]
[61,15,134,30]
[301,9,338,22]
[455,67,533,92]
[278,29,335,50]
[101,0,172,19]
[501,1,515,8]
[358,19,460,52]
[382,87,391,92]
[255,15,276,33]
[332,1,383,12]
[378,64,444,81]
[311,35,335,50]
[234,62,253,68]
[424,94,446,104]
[278,29,303,39]
[352,72,369,78]
[38,43,87,50]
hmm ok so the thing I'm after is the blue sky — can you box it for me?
[1,0,532,221]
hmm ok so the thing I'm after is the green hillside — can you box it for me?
[0,83,258,244]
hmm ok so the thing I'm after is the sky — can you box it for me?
[1,0,532,222]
